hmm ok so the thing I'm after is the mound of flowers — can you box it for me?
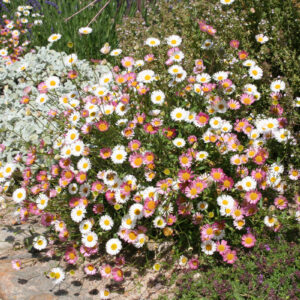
[0,4,43,65]
[1,29,299,290]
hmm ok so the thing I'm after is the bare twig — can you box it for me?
[64,0,99,22]
[87,0,112,27]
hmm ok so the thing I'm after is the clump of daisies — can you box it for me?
[1,27,299,287]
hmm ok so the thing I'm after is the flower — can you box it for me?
[249,66,263,80]
[153,216,166,228]
[49,267,65,285]
[241,233,256,248]
[99,215,114,231]
[33,235,47,251]
[78,27,92,34]
[112,267,123,282]
[270,80,285,92]
[110,49,122,56]
[220,0,235,4]
[201,240,216,255]
[82,231,98,248]
[223,250,237,264]
[170,108,188,121]
[71,205,86,223]
[264,215,277,227]
[48,33,61,42]
[173,138,186,148]
[255,34,269,44]
[151,90,165,105]
[106,238,122,255]
[45,76,60,89]
[100,289,110,299]
[145,37,160,47]
[12,259,21,270]
[166,35,182,47]
[111,146,127,164]
[84,264,97,275]
[12,187,26,203]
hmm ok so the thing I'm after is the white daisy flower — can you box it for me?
[195,151,208,161]
[243,59,256,67]
[99,72,113,86]
[49,267,65,285]
[36,94,49,105]
[151,90,165,105]
[110,49,122,56]
[197,201,208,211]
[60,145,72,158]
[263,215,277,227]
[121,215,136,229]
[100,288,110,299]
[106,238,122,255]
[137,69,155,83]
[94,85,108,97]
[270,80,285,92]
[196,73,211,83]
[170,107,188,122]
[64,53,77,67]
[220,0,235,5]
[241,176,257,191]
[255,34,269,44]
[71,140,85,157]
[48,33,61,43]
[78,27,92,34]
[68,183,78,195]
[99,215,114,231]
[217,194,235,208]
[201,240,216,255]
[166,35,182,47]
[3,163,16,178]
[12,188,26,203]
[134,233,146,248]
[244,84,257,95]
[129,203,144,220]
[36,194,49,210]
[213,71,228,82]
[69,111,80,125]
[82,231,98,248]
[209,117,223,129]
[145,37,160,47]
[153,216,166,228]
[77,157,91,172]
[173,138,186,148]
[33,235,47,251]
[79,183,90,197]
[71,205,86,223]
[168,65,184,76]
[249,66,263,80]
[79,219,92,234]
[111,147,127,164]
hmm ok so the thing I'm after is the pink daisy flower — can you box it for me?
[195,112,209,127]
[64,247,78,265]
[240,93,255,106]
[112,267,124,282]
[216,240,229,255]
[241,233,256,248]
[129,153,144,168]
[210,168,225,182]
[245,190,262,205]
[121,56,134,68]
[230,40,240,48]
[188,258,199,270]
[274,196,288,210]
[100,264,112,278]
[201,224,215,241]
[11,259,21,270]
[223,250,238,264]
[84,264,97,275]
